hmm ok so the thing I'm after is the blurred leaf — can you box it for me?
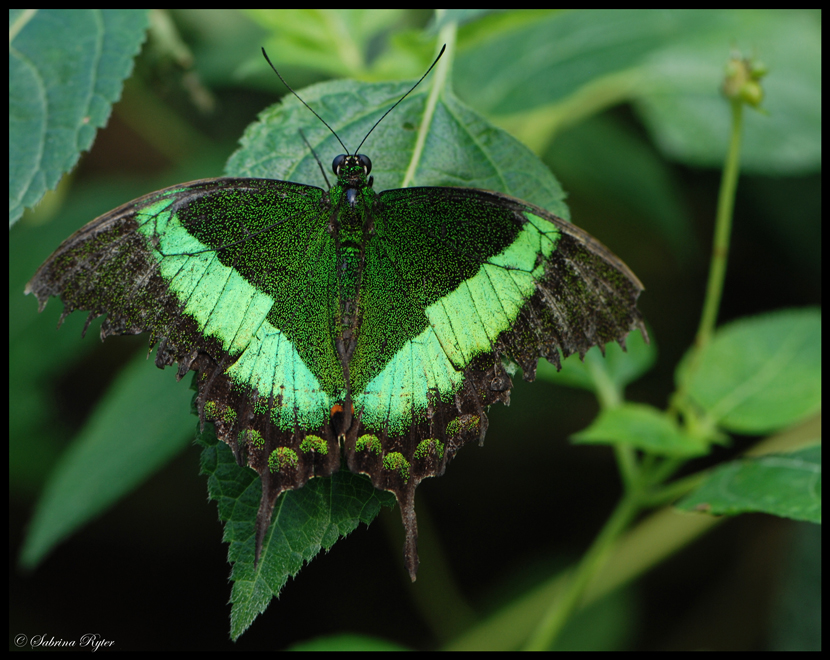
[677,444,821,523]
[455,9,674,116]
[9,9,149,225]
[572,402,707,457]
[678,308,821,434]
[247,9,405,77]
[197,423,395,641]
[546,115,698,264]
[453,9,820,175]
[636,11,821,175]
[19,352,195,568]
[769,522,822,651]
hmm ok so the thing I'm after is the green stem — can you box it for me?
[669,97,746,422]
[694,100,744,350]
[523,492,641,650]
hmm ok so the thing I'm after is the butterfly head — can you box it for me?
[333,154,373,188]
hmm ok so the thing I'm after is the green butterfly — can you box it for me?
[26,46,646,580]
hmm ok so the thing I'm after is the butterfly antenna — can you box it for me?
[262,44,446,157]
[299,128,332,188]
[261,47,350,155]
[353,44,446,155]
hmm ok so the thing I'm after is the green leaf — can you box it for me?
[571,402,706,457]
[248,9,405,77]
[545,114,698,265]
[678,308,821,434]
[196,422,395,641]
[676,445,821,523]
[9,9,149,225]
[634,10,821,175]
[454,9,821,175]
[19,350,196,568]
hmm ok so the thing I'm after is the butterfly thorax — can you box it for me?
[328,157,377,381]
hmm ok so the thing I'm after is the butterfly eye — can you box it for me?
[332,154,347,175]
[357,154,372,175]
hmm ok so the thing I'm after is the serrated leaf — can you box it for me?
[677,445,821,523]
[571,402,706,457]
[678,308,821,434]
[196,423,395,640]
[9,9,149,225]
[19,351,196,568]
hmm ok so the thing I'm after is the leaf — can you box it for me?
[196,421,395,640]
[676,445,821,523]
[19,350,196,568]
[248,9,405,77]
[678,308,821,434]
[545,115,698,265]
[571,402,706,457]
[634,10,821,175]
[9,9,149,225]
[454,9,821,175]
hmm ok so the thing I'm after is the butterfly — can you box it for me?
[26,45,646,580]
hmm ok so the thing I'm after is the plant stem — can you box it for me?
[523,492,641,650]
[524,95,745,638]
[668,96,745,421]
[694,99,744,350]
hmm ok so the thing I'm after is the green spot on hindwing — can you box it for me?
[241,429,264,449]
[268,447,299,473]
[300,435,327,454]
[356,434,382,455]
[383,452,410,482]
[446,415,481,439]
[204,400,237,425]
[415,438,445,461]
